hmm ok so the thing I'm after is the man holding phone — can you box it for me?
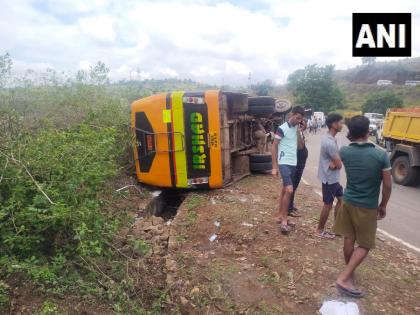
[288,118,308,217]
[271,106,305,234]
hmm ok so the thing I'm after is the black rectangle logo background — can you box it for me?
[183,102,211,178]
[353,13,411,57]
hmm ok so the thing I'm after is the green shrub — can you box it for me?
[0,123,121,259]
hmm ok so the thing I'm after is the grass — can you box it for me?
[36,301,65,315]
[185,193,206,210]
[260,256,271,268]
[338,82,420,110]
[185,210,198,226]
[259,272,280,285]
[0,281,9,308]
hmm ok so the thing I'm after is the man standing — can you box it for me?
[334,115,392,298]
[316,113,344,238]
[272,106,305,234]
[288,118,308,217]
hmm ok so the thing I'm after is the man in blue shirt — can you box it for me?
[271,106,305,234]
[334,115,392,298]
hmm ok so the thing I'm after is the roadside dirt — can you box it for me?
[4,172,419,314]
[167,174,420,315]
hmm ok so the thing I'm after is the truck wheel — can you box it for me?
[392,156,419,186]
[250,161,272,172]
[249,153,272,163]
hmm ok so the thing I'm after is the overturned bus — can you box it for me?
[131,90,291,189]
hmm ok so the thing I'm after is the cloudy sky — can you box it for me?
[1,0,419,85]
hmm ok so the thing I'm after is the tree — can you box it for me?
[89,61,110,85]
[76,69,88,83]
[287,64,344,113]
[362,91,403,114]
[0,52,12,87]
[361,57,376,66]
[250,79,274,96]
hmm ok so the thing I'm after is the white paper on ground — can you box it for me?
[319,300,359,315]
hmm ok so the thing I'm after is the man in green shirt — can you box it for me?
[334,115,392,298]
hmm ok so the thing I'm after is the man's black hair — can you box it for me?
[326,113,343,129]
[291,105,305,116]
[347,115,369,140]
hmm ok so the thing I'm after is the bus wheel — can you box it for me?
[250,161,272,172]
[392,156,418,186]
[249,153,272,163]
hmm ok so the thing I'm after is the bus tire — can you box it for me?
[248,96,276,106]
[392,156,418,186]
[250,161,272,172]
[249,153,272,163]
[248,97,276,115]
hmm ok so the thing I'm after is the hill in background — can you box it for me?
[335,57,420,110]
[275,58,420,110]
[335,57,420,84]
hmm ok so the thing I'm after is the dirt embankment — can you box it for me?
[6,173,419,314]
[165,174,420,315]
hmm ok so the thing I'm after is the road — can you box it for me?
[302,127,420,252]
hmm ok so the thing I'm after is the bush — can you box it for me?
[362,90,403,114]
[0,122,122,258]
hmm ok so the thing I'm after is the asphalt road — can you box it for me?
[302,127,420,252]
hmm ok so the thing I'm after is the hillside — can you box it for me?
[335,57,420,84]
[276,58,420,111]
[339,82,420,110]
[333,57,420,110]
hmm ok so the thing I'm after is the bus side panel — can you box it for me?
[131,94,172,187]
[205,90,223,188]
[171,91,188,188]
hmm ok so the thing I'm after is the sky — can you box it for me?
[0,0,419,85]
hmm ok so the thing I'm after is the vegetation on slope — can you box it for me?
[0,52,214,314]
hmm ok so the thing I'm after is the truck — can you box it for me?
[344,111,362,125]
[364,112,384,136]
[382,107,420,186]
[313,112,325,127]
[130,90,292,189]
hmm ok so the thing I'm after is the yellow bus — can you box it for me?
[131,90,291,189]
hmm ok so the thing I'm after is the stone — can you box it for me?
[143,224,155,232]
[167,274,175,286]
[159,235,169,241]
[153,245,164,255]
[190,287,200,295]
[166,259,177,272]
[180,296,189,306]
[152,215,165,226]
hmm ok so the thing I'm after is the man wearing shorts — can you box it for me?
[271,106,305,234]
[316,113,344,239]
[334,115,392,298]
[288,118,308,217]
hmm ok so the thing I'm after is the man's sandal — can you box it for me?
[336,283,366,298]
[279,224,290,235]
[315,230,335,239]
[288,210,302,217]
